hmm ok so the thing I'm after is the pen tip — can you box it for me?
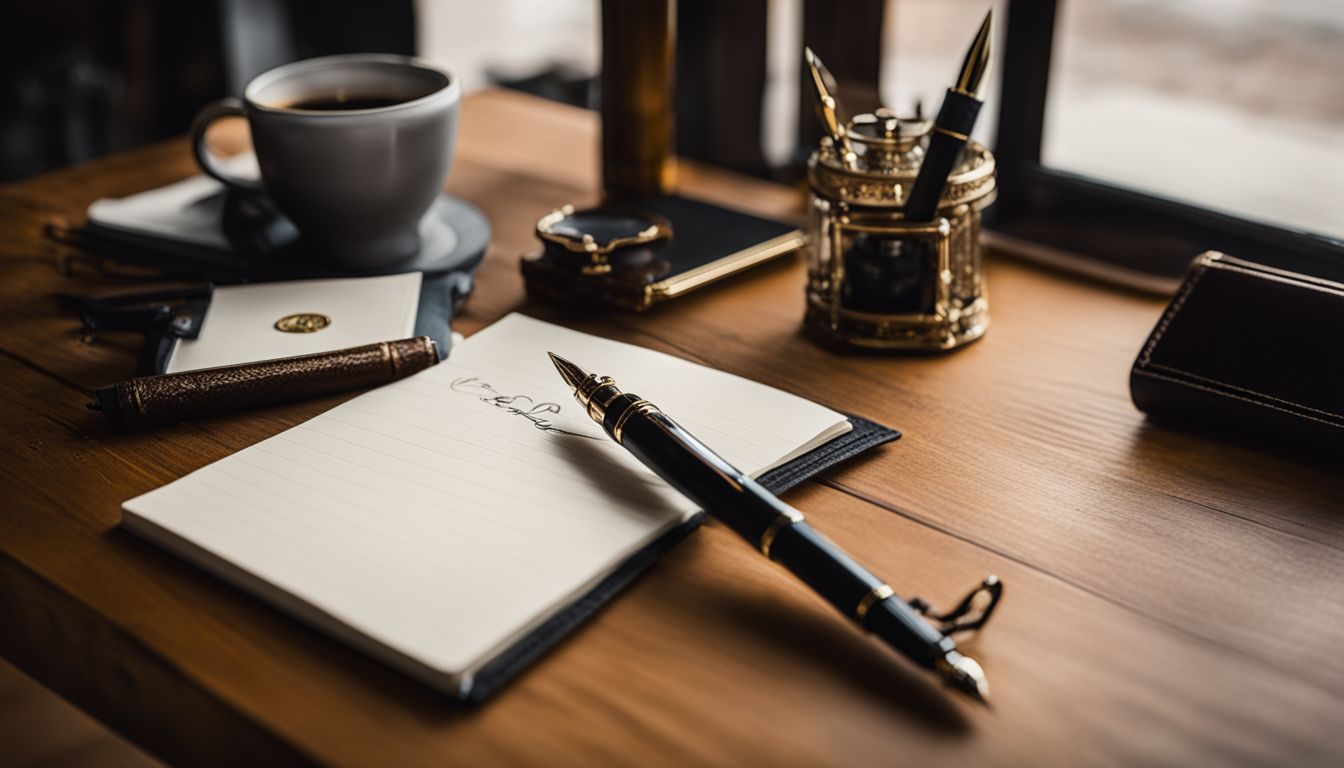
[939,653,991,706]
[547,352,588,392]
[954,8,994,96]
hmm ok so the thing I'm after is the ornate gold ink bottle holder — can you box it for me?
[804,109,996,351]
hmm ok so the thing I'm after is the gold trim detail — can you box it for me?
[855,584,895,622]
[520,228,803,311]
[594,384,624,411]
[612,399,658,444]
[536,205,673,275]
[588,384,622,422]
[274,313,331,333]
[934,126,970,142]
[759,510,804,559]
[575,375,615,413]
[649,231,805,300]
[807,140,995,210]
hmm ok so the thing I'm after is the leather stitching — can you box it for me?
[1137,254,1344,424]
[1132,369,1344,430]
[1138,255,1211,367]
[1146,362,1344,420]
[1212,263,1344,298]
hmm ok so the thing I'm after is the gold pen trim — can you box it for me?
[612,399,657,444]
[576,375,615,412]
[854,584,895,623]
[648,231,805,300]
[587,383,622,422]
[759,510,804,559]
[934,126,970,142]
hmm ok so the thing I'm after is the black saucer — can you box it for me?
[282,195,491,278]
[81,192,490,284]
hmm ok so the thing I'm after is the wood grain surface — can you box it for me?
[1,89,1341,767]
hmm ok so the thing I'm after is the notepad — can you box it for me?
[122,314,873,699]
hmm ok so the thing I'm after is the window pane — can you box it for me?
[1042,0,1344,240]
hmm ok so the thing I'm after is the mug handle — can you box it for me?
[190,98,265,192]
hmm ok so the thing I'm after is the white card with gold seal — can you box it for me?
[164,273,422,373]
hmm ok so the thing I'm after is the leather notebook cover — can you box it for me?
[637,194,803,284]
[464,414,899,703]
[522,194,804,310]
[1130,251,1344,446]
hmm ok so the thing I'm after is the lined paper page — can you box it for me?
[123,314,848,688]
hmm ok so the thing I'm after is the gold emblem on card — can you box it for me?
[274,313,331,333]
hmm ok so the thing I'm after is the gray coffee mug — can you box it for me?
[192,54,460,268]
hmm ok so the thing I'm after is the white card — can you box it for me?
[165,273,422,373]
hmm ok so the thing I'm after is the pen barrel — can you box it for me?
[611,402,795,543]
[612,398,951,667]
[770,521,951,667]
[903,89,982,222]
[95,336,439,429]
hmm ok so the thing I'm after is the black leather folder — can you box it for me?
[1130,251,1344,448]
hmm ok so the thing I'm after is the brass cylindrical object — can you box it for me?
[600,0,676,200]
[804,110,996,351]
[91,337,440,428]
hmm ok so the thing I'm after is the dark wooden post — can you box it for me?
[600,0,677,200]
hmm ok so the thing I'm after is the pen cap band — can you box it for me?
[933,89,983,138]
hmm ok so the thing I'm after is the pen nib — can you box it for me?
[547,352,589,392]
[954,9,993,97]
[937,652,991,706]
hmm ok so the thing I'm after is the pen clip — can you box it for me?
[909,575,1002,636]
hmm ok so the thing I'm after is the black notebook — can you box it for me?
[121,314,898,701]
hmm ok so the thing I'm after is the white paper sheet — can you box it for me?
[123,314,850,693]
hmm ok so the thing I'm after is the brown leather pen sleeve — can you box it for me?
[92,336,439,429]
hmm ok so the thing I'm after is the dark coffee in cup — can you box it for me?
[282,95,408,111]
[191,54,460,268]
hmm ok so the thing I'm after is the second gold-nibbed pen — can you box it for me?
[548,352,990,704]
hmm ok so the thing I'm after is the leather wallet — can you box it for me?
[1130,251,1344,447]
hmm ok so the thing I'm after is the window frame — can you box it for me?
[989,0,1344,290]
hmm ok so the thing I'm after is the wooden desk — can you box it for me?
[1,90,1340,767]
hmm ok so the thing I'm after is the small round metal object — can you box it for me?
[274,312,332,333]
[535,204,672,275]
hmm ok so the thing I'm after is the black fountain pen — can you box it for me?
[548,353,991,704]
[903,10,993,222]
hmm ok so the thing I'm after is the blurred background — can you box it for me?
[2,0,1340,239]
[0,3,1341,763]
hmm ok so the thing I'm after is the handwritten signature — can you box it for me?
[450,377,599,439]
